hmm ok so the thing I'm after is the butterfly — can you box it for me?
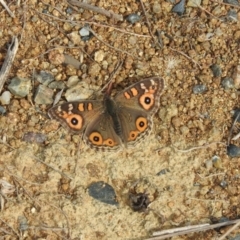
[48,77,164,151]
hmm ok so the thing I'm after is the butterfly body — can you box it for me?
[48,77,164,151]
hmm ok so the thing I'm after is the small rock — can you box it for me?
[126,14,141,24]
[0,91,11,105]
[232,108,240,122]
[67,31,81,45]
[0,106,6,114]
[219,180,228,188]
[8,77,31,97]
[153,2,161,13]
[156,169,170,176]
[187,0,202,7]
[22,132,46,144]
[79,26,90,37]
[94,50,105,62]
[34,85,54,104]
[223,0,239,5]
[34,71,54,86]
[227,144,240,157]
[180,125,189,135]
[67,76,80,88]
[48,81,65,89]
[227,9,238,21]
[65,81,96,102]
[210,64,222,77]
[193,84,207,94]
[233,65,240,88]
[18,216,28,231]
[88,181,118,205]
[66,7,73,14]
[212,156,222,169]
[221,77,234,90]
[88,63,101,77]
[172,0,185,15]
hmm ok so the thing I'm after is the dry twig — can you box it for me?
[0,37,19,93]
[0,0,15,17]
[139,0,156,42]
[169,47,202,69]
[88,27,133,56]
[172,141,226,153]
[68,0,123,21]
[148,219,240,239]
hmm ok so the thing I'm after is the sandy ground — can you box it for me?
[0,0,240,239]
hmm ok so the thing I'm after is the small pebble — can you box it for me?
[212,156,222,169]
[88,181,118,205]
[221,77,234,90]
[187,0,202,7]
[193,84,207,94]
[79,26,90,37]
[219,180,228,188]
[227,9,238,21]
[34,85,54,104]
[65,81,95,102]
[232,108,240,122]
[223,0,239,5]
[8,77,31,97]
[227,144,240,157]
[67,76,80,88]
[172,0,185,15]
[0,91,11,105]
[233,65,240,88]
[210,64,222,77]
[66,7,73,14]
[126,13,141,24]
[180,125,189,135]
[34,71,54,86]
[22,132,46,144]
[0,106,6,114]
[48,81,65,89]
[18,216,28,231]
[94,50,105,62]
[152,2,161,13]
[156,169,170,176]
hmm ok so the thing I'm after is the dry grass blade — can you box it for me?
[0,36,19,93]
[68,0,123,21]
[147,219,240,239]
[0,0,15,17]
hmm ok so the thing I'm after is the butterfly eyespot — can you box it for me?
[71,118,78,125]
[128,130,139,141]
[103,138,117,147]
[144,97,151,104]
[136,117,148,132]
[89,132,103,145]
[66,114,83,130]
[139,93,154,110]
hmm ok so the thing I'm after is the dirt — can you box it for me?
[0,0,240,239]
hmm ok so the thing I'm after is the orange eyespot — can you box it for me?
[139,93,154,110]
[136,117,148,132]
[66,114,83,130]
[89,132,103,145]
[128,130,139,141]
[103,138,117,146]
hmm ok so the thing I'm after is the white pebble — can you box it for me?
[0,91,11,105]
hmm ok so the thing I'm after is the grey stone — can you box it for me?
[34,85,54,104]
[8,77,31,97]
